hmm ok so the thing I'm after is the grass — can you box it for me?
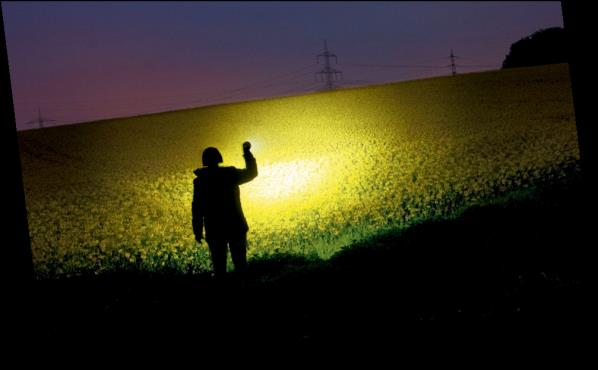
[21,175,589,347]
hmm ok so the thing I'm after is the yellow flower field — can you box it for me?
[17,63,580,278]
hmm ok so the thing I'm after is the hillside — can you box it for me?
[17,64,580,278]
[26,179,589,336]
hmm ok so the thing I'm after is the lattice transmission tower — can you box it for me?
[25,107,56,129]
[315,40,343,90]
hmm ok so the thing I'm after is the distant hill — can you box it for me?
[502,27,567,69]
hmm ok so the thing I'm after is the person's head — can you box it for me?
[202,147,223,168]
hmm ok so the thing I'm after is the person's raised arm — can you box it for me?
[237,141,258,185]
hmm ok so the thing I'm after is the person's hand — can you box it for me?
[243,141,251,152]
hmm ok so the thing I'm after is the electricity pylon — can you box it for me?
[315,40,343,90]
[448,49,460,76]
[25,107,56,129]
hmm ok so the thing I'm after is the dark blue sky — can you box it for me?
[2,1,564,130]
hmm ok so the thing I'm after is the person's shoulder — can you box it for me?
[193,168,206,184]
[195,166,237,177]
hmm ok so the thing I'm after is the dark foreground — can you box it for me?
[10,180,592,346]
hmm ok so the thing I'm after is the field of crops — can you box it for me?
[17,64,580,278]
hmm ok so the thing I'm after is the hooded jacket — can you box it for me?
[192,150,257,242]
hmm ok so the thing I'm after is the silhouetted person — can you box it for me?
[192,142,258,280]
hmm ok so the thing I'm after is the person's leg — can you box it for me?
[207,239,227,278]
[229,234,248,277]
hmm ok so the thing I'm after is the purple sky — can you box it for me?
[3,1,564,130]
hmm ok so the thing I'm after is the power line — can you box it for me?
[409,56,451,65]
[18,68,317,121]
[340,63,447,69]
[455,64,500,68]
[340,51,500,75]
[16,54,496,111]
[13,65,317,107]
[116,77,320,117]
[15,64,319,124]
[81,72,321,119]
[344,79,375,84]
[16,46,503,127]
[453,54,499,65]
[272,81,322,96]
[88,71,316,118]
[444,50,500,75]
[12,79,230,104]
[205,63,317,102]
[14,90,213,105]
[203,69,316,103]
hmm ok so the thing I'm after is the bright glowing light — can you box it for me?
[246,138,262,154]
[246,159,325,201]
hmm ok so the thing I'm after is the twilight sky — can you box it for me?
[3,1,564,130]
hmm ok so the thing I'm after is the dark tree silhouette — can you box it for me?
[502,27,567,69]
